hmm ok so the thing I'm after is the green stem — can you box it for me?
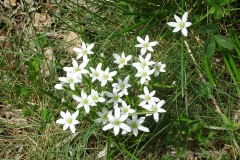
[203,55,215,86]
[226,51,240,83]
[106,131,111,160]
[222,52,240,96]
[181,35,185,97]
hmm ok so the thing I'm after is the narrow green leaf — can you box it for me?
[108,17,152,40]
[204,37,216,58]
[204,125,231,130]
[222,114,231,126]
[197,24,218,35]
[214,34,233,50]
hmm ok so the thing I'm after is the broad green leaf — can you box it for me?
[23,105,31,117]
[204,37,216,58]
[214,34,233,50]
[207,0,221,6]
[197,24,218,35]
[220,0,235,6]
[214,6,223,20]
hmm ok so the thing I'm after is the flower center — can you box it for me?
[146,95,151,101]
[103,74,108,80]
[93,96,98,101]
[179,22,185,28]
[68,78,73,83]
[113,95,119,101]
[75,68,80,72]
[94,72,99,77]
[143,43,149,48]
[153,106,157,112]
[83,99,88,104]
[155,65,160,71]
[124,108,128,113]
[142,62,147,67]
[114,119,120,125]
[120,84,125,89]
[142,71,147,77]
[132,122,137,128]
[67,118,72,124]
[83,49,87,55]
[103,115,108,120]
[120,59,125,64]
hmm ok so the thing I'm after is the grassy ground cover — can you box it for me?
[0,0,239,159]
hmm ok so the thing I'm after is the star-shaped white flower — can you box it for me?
[105,88,123,109]
[113,52,132,69]
[120,101,135,115]
[99,67,117,87]
[143,100,166,122]
[57,72,81,90]
[153,62,166,77]
[72,91,95,113]
[138,86,160,107]
[167,12,192,36]
[89,63,103,82]
[135,35,158,55]
[132,53,155,70]
[90,89,105,104]
[73,42,94,60]
[56,110,80,133]
[63,58,89,79]
[125,116,149,136]
[112,76,131,95]
[103,108,131,136]
[95,107,112,125]
[135,67,155,85]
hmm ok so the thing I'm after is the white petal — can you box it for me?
[70,124,76,133]
[181,28,188,36]
[133,128,138,137]
[120,123,131,132]
[167,22,178,27]
[145,35,149,43]
[113,53,121,60]
[143,86,149,95]
[138,125,150,132]
[59,77,68,83]
[56,119,65,124]
[173,27,181,33]
[72,94,82,102]
[174,15,181,23]
[73,47,82,53]
[103,123,114,131]
[72,110,79,119]
[87,43,94,50]
[114,126,120,135]
[182,12,188,23]
[157,100,165,107]
[69,83,75,90]
[54,84,63,90]
[149,41,158,46]
[185,22,192,28]
[63,124,69,130]
[84,105,90,113]
[140,48,147,55]
[153,113,159,122]
[72,58,78,67]
[137,36,145,44]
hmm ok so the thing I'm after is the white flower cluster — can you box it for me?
[55,35,167,136]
